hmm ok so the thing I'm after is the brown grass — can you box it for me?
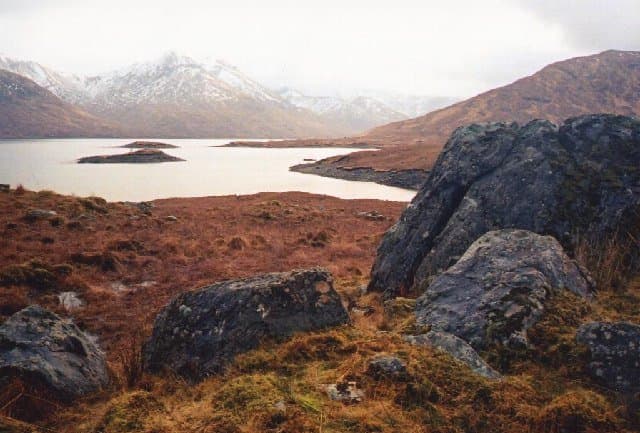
[2,187,640,433]
[574,223,640,291]
[0,188,404,355]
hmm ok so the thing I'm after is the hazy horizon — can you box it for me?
[1,0,639,99]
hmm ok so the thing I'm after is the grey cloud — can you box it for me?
[518,0,640,51]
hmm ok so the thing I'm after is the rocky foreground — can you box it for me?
[2,114,640,433]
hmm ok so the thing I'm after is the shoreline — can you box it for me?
[224,138,379,149]
[290,161,427,190]
[225,138,427,190]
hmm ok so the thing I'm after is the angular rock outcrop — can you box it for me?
[369,114,640,298]
[144,268,349,381]
[0,306,109,401]
[415,230,592,351]
[577,322,640,393]
[404,331,501,380]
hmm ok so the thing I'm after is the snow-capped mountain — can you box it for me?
[78,52,282,108]
[0,54,84,102]
[206,58,280,103]
[0,52,437,137]
[0,69,118,138]
[73,52,344,138]
[366,93,460,118]
[277,88,407,132]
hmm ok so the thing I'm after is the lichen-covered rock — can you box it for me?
[415,230,592,351]
[404,331,501,380]
[0,305,109,401]
[326,381,364,404]
[366,354,409,381]
[144,268,349,381]
[369,114,640,298]
[577,322,640,393]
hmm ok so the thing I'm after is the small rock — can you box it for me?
[110,282,129,293]
[326,381,364,404]
[123,201,155,215]
[165,215,178,222]
[25,209,57,221]
[58,291,84,310]
[357,211,385,221]
[350,304,375,316]
[577,322,640,393]
[366,354,409,381]
[405,331,501,380]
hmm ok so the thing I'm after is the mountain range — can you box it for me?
[0,53,445,138]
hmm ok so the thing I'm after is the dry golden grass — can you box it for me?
[43,321,636,433]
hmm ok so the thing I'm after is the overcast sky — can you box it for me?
[0,0,638,98]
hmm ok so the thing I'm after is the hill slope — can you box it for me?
[0,69,119,138]
[367,49,640,147]
[289,50,640,180]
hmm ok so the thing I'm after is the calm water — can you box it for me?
[0,138,416,202]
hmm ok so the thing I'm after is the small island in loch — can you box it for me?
[119,140,179,149]
[77,149,185,164]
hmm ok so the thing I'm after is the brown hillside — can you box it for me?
[265,50,640,172]
[0,69,120,138]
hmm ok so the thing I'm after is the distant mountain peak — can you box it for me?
[276,88,407,132]
[156,51,198,68]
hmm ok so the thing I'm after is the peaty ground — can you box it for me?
[0,188,405,356]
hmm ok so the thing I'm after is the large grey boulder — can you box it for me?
[144,268,349,381]
[369,114,640,298]
[416,230,592,351]
[577,322,640,393]
[0,306,109,401]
